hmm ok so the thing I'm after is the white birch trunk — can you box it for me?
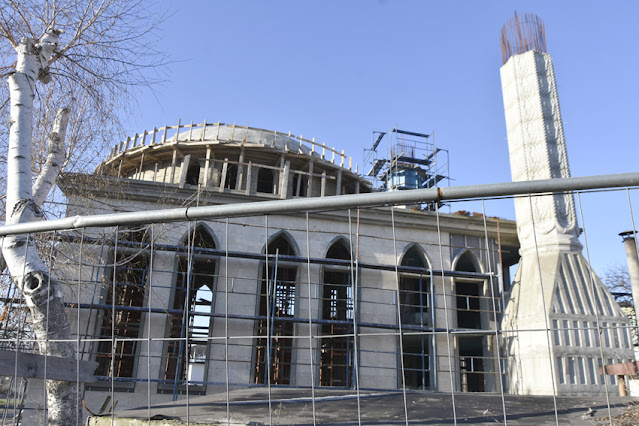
[2,31,80,425]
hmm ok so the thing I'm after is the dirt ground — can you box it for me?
[595,401,639,425]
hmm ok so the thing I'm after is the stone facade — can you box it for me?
[56,124,522,412]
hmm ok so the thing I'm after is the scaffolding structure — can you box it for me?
[364,128,450,211]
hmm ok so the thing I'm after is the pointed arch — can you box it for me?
[399,244,430,325]
[320,237,354,387]
[453,249,482,273]
[263,230,299,257]
[324,236,352,260]
[453,250,488,392]
[254,231,299,385]
[177,223,218,250]
[94,226,150,383]
[454,250,484,329]
[162,223,218,391]
[399,244,431,269]
[398,243,432,390]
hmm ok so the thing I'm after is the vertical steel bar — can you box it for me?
[526,196,560,426]
[419,276,426,389]
[390,208,410,426]
[267,253,279,385]
[19,234,31,423]
[225,218,230,425]
[147,224,155,423]
[347,209,362,425]
[304,212,317,426]
[264,216,273,426]
[435,203,457,424]
[45,231,54,422]
[430,268,437,390]
[626,189,639,347]
[111,227,119,426]
[481,200,508,424]
[576,193,613,426]
[76,229,85,425]
[185,223,196,423]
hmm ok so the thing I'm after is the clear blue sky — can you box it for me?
[127,0,639,275]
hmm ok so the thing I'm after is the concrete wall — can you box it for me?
[53,192,516,411]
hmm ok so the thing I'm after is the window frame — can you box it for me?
[319,240,355,388]
[158,228,219,395]
[88,232,151,392]
[254,235,299,386]
[397,245,433,391]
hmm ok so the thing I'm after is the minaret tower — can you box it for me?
[500,13,580,255]
[499,13,632,395]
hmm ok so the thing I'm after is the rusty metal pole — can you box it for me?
[618,375,628,397]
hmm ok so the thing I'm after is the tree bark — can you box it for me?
[2,31,80,425]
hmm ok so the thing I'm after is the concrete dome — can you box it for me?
[98,122,369,199]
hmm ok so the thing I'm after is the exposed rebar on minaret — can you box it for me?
[500,12,547,64]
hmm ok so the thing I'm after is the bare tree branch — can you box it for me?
[603,264,632,302]
[32,106,69,206]
[0,1,169,422]
[0,0,169,223]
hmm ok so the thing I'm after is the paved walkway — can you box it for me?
[92,388,637,425]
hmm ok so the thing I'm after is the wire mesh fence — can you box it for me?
[1,180,639,425]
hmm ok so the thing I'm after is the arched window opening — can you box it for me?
[257,168,275,194]
[455,252,481,329]
[399,246,429,325]
[399,245,431,390]
[255,235,297,385]
[163,227,217,391]
[94,227,150,386]
[326,242,350,260]
[320,240,354,387]
[454,251,487,392]
[186,163,201,186]
[456,251,478,272]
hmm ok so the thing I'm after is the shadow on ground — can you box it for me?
[88,387,638,425]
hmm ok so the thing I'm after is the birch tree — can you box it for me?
[3,29,79,424]
[0,1,167,424]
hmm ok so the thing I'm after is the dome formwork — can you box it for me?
[97,121,369,199]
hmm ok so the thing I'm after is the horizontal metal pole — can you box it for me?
[1,172,638,236]
[57,233,494,279]
[0,298,443,333]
